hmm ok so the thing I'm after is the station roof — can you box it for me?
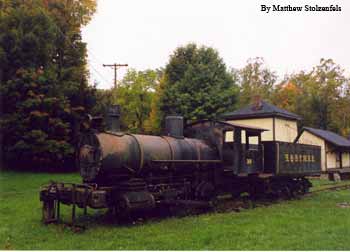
[222,100,302,121]
[298,127,350,149]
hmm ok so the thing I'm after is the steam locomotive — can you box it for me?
[40,106,321,223]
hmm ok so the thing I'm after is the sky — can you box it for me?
[82,0,350,89]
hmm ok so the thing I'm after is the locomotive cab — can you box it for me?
[223,126,265,175]
[184,120,267,176]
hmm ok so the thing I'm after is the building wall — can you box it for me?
[343,153,350,168]
[297,131,326,171]
[326,149,338,169]
[275,118,299,143]
[228,117,298,143]
[325,144,350,170]
[227,118,273,141]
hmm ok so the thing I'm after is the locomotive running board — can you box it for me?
[152,159,222,163]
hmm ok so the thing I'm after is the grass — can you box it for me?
[1,171,350,250]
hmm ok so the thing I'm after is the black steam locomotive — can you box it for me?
[40,106,321,223]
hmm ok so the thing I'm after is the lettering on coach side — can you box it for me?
[284,153,315,163]
[284,154,290,162]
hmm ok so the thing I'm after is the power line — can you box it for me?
[102,63,128,89]
[88,60,110,86]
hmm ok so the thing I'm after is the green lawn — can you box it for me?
[1,171,350,250]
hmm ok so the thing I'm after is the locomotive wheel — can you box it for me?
[195,182,216,201]
[289,182,298,198]
[300,183,309,194]
[281,185,292,199]
[302,179,311,193]
[210,196,219,208]
[296,180,309,196]
[293,183,304,196]
[115,199,129,217]
[231,190,242,199]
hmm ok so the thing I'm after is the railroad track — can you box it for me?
[309,183,350,194]
[215,183,350,213]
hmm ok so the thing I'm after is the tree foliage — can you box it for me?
[116,69,160,133]
[159,43,239,124]
[0,0,97,170]
[236,57,277,107]
[90,69,161,134]
[272,59,350,136]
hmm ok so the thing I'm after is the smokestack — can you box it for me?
[165,116,184,138]
[106,105,121,132]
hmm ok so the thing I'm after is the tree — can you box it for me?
[0,1,97,170]
[114,69,160,133]
[307,58,347,132]
[43,0,98,141]
[272,59,349,135]
[272,81,302,112]
[90,69,162,134]
[272,75,308,127]
[159,43,239,124]
[237,57,277,107]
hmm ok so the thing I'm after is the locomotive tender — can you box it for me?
[40,106,321,223]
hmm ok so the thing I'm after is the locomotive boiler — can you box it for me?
[40,106,321,224]
[79,127,218,185]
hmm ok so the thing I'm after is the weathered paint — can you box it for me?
[297,130,326,171]
[326,150,338,169]
[78,132,218,184]
[274,118,298,143]
[343,152,350,168]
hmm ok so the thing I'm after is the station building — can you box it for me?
[222,100,301,143]
[295,127,350,177]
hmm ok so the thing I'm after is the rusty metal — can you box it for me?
[127,133,144,172]
[165,116,184,138]
[77,131,218,184]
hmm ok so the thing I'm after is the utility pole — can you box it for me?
[102,63,128,88]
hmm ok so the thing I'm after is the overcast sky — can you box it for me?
[82,0,350,89]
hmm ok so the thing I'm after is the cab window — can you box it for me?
[224,131,234,142]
